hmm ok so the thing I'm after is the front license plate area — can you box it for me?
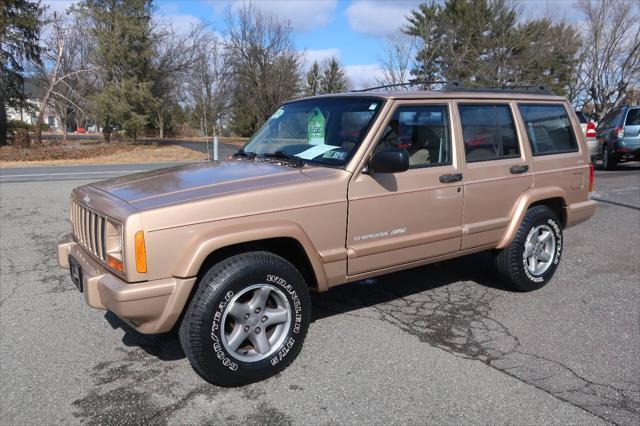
[69,256,83,292]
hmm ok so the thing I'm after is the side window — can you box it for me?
[458,104,519,162]
[518,104,578,155]
[376,105,452,168]
[625,108,640,126]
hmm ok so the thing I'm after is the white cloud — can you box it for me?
[301,48,341,69]
[346,0,420,37]
[231,0,338,32]
[155,13,204,35]
[345,64,385,90]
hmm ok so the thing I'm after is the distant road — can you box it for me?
[0,162,198,183]
[0,141,238,184]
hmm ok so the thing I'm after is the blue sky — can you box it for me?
[44,0,581,88]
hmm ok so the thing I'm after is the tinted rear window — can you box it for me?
[518,104,578,155]
[625,109,640,126]
[459,104,520,162]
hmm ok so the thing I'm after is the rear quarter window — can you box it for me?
[518,104,578,156]
[625,109,640,126]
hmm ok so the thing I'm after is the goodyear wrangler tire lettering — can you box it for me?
[495,206,563,292]
[179,251,311,387]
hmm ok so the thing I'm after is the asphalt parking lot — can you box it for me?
[0,162,638,425]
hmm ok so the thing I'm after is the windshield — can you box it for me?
[242,97,384,167]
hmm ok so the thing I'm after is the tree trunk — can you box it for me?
[0,95,7,147]
[159,116,164,139]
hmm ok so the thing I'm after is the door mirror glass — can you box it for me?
[368,148,409,173]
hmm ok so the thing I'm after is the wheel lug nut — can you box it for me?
[254,308,261,314]
[243,325,250,332]
[261,316,268,322]
[255,327,261,334]
[244,313,250,319]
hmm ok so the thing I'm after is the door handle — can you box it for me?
[510,165,529,174]
[439,173,463,183]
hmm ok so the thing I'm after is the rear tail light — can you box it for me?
[588,163,595,193]
[615,127,625,138]
[586,122,597,138]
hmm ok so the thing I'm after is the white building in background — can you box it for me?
[6,80,60,130]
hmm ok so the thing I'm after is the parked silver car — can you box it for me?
[575,110,599,160]
[596,106,640,170]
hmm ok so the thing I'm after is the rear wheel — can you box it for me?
[602,145,617,170]
[179,251,311,386]
[495,206,562,292]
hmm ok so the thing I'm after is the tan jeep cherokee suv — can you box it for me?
[58,85,596,386]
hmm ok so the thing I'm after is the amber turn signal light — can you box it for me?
[107,255,124,272]
[135,231,147,273]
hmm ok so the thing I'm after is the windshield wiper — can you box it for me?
[233,148,256,159]
[261,151,306,167]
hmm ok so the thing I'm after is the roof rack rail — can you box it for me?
[446,81,554,95]
[350,80,447,92]
[352,80,554,95]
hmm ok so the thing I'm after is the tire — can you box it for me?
[179,251,311,386]
[602,145,617,170]
[495,206,563,292]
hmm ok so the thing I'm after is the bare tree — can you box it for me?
[32,12,94,143]
[187,32,230,138]
[225,3,301,136]
[150,24,208,138]
[377,33,416,89]
[577,0,640,118]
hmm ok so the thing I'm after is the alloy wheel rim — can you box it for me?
[524,224,556,276]
[220,284,291,362]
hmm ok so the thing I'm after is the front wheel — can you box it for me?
[179,252,311,386]
[495,206,563,292]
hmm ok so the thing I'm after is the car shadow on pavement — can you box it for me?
[104,311,186,361]
[595,161,640,172]
[104,251,506,362]
[310,251,504,322]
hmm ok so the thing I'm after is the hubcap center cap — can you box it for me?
[249,316,259,326]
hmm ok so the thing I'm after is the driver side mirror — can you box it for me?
[366,148,409,174]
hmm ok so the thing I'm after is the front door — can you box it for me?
[454,101,533,250]
[346,101,464,276]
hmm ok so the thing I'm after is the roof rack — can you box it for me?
[350,80,447,92]
[446,81,554,95]
[352,80,554,95]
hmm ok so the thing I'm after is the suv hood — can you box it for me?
[91,160,310,210]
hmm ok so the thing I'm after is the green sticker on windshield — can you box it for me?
[308,108,325,145]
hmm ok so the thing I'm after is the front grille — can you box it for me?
[71,200,107,262]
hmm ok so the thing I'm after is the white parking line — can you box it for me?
[0,170,145,178]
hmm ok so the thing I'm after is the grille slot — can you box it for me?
[71,200,108,262]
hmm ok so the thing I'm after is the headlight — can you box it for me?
[105,219,124,272]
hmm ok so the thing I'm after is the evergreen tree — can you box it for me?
[0,0,43,146]
[320,58,348,94]
[75,0,155,142]
[404,0,580,95]
[304,61,322,96]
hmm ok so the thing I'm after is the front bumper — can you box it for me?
[57,233,196,334]
[614,146,640,161]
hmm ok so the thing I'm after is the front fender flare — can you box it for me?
[173,220,329,291]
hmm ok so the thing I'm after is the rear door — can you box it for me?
[453,101,533,250]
